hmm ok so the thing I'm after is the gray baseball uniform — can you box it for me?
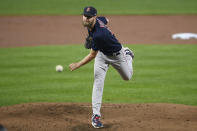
[88,17,134,117]
[92,47,133,116]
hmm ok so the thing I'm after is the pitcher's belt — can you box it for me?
[107,51,120,56]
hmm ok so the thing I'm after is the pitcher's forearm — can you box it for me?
[69,49,98,71]
[78,53,96,67]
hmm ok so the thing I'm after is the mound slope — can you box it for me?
[0,103,197,131]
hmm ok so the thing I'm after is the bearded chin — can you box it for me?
[82,21,93,28]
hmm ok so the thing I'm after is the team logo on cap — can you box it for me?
[86,7,90,12]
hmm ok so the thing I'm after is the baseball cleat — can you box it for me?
[91,114,104,128]
[124,47,134,59]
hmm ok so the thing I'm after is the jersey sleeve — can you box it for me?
[91,40,99,51]
[91,44,99,51]
[97,16,108,25]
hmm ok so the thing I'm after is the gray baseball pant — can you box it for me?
[92,47,133,116]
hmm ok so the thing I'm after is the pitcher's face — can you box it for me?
[82,15,96,28]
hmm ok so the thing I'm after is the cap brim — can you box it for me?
[82,12,95,17]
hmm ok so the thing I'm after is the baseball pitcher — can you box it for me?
[69,6,134,128]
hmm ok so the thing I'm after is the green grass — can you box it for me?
[0,0,197,15]
[0,44,197,107]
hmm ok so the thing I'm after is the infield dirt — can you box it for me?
[0,15,197,47]
[0,103,197,131]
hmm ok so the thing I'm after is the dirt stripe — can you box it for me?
[0,15,197,47]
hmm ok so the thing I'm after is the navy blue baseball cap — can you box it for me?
[83,6,97,17]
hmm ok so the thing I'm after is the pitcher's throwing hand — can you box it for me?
[69,63,79,71]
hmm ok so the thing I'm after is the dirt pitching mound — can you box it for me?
[0,103,197,131]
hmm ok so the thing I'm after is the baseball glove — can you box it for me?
[84,35,93,49]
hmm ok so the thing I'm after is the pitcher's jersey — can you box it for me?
[88,17,122,55]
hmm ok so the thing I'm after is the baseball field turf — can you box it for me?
[0,44,197,106]
[0,0,197,15]
[0,0,197,108]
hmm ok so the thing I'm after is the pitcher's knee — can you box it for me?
[122,72,133,81]
[94,78,104,88]
[123,76,131,81]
